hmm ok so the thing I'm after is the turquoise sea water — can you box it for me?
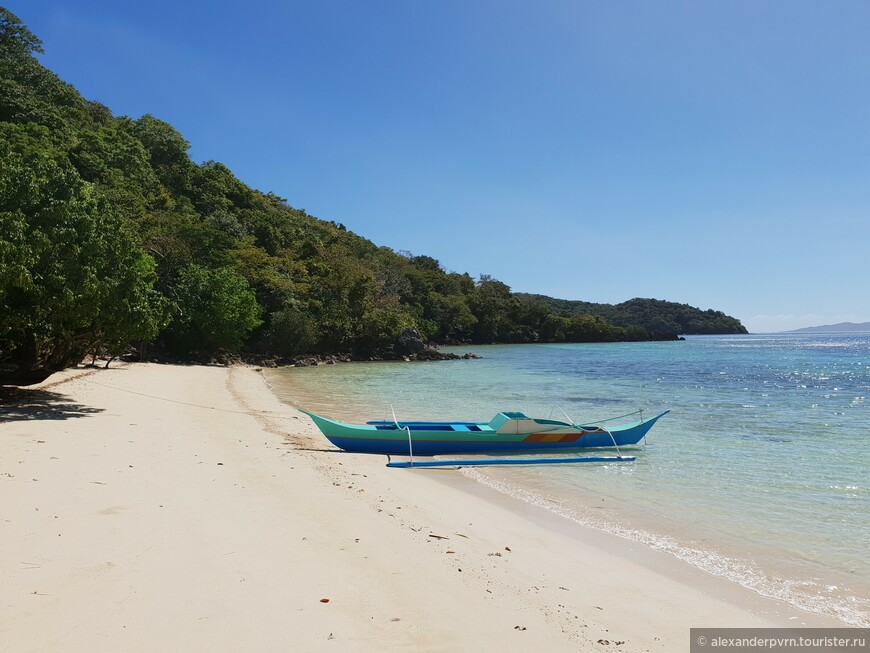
[267,334,870,626]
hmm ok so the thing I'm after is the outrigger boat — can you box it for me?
[300,409,669,461]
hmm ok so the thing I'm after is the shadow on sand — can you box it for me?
[0,388,104,422]
[291,445,344,454]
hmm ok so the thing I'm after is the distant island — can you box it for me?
[0,9,747,385]
[786,322,870,334]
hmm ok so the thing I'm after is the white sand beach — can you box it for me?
[1,362,841,652]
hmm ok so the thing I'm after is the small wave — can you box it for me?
[564,397,626,406]
[461,468,870,627]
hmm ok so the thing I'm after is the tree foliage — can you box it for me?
[0,8,43,60]
[517,294,748,339]
[0,146,167,384]
[163,265,262,355]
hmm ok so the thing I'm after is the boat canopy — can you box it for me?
[487,411,571,434]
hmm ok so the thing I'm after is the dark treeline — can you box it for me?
[516,295,747,339]
[0,9,746,385]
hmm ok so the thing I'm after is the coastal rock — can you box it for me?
[396,327,426,355]
[238,347,475,368]
[412,346,459,361]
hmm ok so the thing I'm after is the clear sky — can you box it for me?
[10,1,870,332]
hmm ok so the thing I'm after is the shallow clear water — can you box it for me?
[267,334,870,625]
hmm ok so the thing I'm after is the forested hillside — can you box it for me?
[0,9,746,385]
[516,295,747,338]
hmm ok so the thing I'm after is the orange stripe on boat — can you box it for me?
[524,433,576,443]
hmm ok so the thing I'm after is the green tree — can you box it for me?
[259,304,318,356]
[357,296,418,353]
[0,8,43,60]
[132,114,194,196]
[468,275,514,343]
[0,148,167,384]
[163,264,263,355]
[427,292,477,342]
[86,248,170,364]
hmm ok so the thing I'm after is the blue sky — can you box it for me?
[11,1,870,332]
